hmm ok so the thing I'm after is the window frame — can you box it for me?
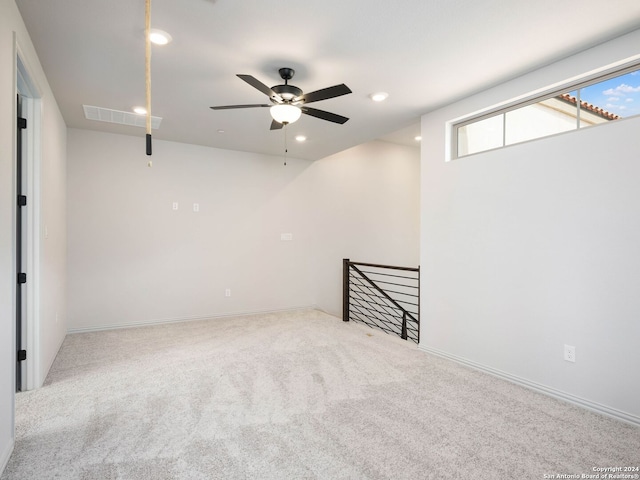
[450,60,640,160]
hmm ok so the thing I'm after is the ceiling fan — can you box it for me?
[210,68,352,130]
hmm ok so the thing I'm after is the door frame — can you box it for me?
[16,42,42,391]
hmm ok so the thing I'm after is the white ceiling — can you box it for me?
[15,0,640,160]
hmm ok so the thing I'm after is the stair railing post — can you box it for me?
[417,265,420,344]
[343,258,350,322]
[401,311,408,340]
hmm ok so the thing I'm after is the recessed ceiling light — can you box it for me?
[414,135,422,141]
[295,135,307,142]
[149,29,172,45]
[133,106,147,115]
[369,92,389,102]
[217,129,225,134]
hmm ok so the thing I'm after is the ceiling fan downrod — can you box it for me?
[273,68,302,102]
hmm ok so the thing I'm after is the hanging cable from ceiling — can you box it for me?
[145,0,152,165]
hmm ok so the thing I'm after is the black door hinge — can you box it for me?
[18,117,27,129]
[17,350,27,362]
[18,272,27,284]
[18,195,27,207]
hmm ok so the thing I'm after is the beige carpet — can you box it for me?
[2,309,639,479]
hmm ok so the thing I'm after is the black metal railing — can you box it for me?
[343,258,420,343]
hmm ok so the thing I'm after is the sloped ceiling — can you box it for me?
[16,0,640,160]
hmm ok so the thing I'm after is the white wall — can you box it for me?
[0,5,16,471]
[308,140,421,316]
[67,129,317,330]
[37,87,67,384]
[67,130,420,330]
[0,0,67,473]
[420,29,640,423]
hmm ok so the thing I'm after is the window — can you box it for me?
[454,64,640,159]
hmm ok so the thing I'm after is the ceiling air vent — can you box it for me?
[83,105,162,129]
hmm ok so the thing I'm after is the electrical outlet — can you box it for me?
[193,203,199,212]
[172,202,178,211]
[564,344,576,363]
[225,288,231,298]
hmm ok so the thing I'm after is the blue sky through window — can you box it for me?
[579,69,640,118]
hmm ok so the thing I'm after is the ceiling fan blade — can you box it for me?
[210,104,270,110]
[301,107,349,124]
[270,120,283,130]
[300,84,352,104]
[237,74,283,102]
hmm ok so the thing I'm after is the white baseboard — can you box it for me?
[418,344,640,427]
[33,329,67,390]
[67,305,318,334]
[0,439,14,477]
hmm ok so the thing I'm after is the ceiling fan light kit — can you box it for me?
[270,104,302,124]
[211,67,352,130]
